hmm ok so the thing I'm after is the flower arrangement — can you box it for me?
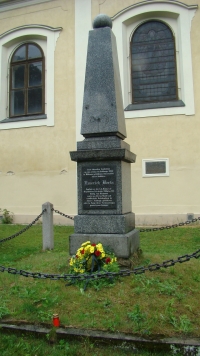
[69,241,119,275]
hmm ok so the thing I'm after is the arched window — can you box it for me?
[10,43,44,117]
[131,20,177,104]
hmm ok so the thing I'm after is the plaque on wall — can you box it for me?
[82,165,117,209]
[146,161,166,174]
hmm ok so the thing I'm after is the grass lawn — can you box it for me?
[0,223,199,355]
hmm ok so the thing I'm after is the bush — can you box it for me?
[0,208,13,224]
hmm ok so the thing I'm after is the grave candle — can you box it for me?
[53,314,60,327]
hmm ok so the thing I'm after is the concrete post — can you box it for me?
[42,202,54,250]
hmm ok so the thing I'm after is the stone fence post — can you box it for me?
[42,202,54,250]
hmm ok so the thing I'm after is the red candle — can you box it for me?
[53,314,60,327]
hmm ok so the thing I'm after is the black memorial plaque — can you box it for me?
[82,165,117,209]
[146,161,166,174]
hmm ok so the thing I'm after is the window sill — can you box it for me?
[125,100,185,111]
[0,114,47,123]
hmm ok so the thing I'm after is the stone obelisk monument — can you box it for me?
[70,14,139,258]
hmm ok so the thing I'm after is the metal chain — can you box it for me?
[0,209,46,244]
[0,248,199,281]
[1,207,199,244]
[51,208,200,232]
[52,208,74,221]
[139,217,200,232]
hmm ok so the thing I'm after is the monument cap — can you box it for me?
[92,14,112,29]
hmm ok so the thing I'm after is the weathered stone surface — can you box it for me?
[1,322,200,351]
[77,136,130,150]
[42,202,54,250]
[74,213,135,234]
[69,229,140,259]
[81,27,126,139]
[70,148,136,163]
[69,14,139,257]
[92,13,112,29]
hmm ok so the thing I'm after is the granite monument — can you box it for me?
[70,14,139,258]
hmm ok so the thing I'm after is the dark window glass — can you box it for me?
[28,44,42,59]
[10,43,44,117]
[12,46,26,62]
[29,62,42,87]
[131,21,177,104]
[10,90,25,116]
[28,88,42,113]
[12,65,25,88]
[146,161,166,174]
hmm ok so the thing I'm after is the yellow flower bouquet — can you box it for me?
[69,241,119,275]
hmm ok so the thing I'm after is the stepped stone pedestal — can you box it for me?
[69,14,139,258]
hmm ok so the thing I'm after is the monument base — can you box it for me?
[69,229,139,258]
[74,212,135,234]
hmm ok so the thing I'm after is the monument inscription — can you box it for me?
[82,165,117,209]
